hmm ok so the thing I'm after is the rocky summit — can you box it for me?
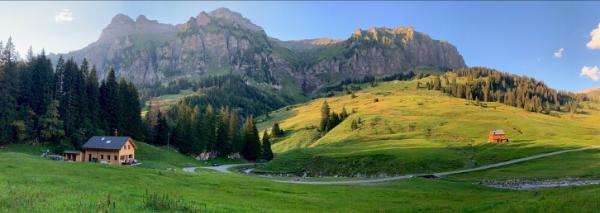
[54,8,466,94]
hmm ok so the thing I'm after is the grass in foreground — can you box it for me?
[1,151,600,212]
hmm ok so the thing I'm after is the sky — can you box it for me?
[1,1,599,92]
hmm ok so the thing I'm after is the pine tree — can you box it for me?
[215,107,231,156]
[85,66,102,135]
[350,119,359,131]
[340,107,349,120]
[319,101,330,132]
[39,100,64,144]
[261,130,273,161]
[144,101,159,144]
[99,69,119,134]
[203,104,216,152]
[172,103,197,154]
[117,80,144,140]
[271,122,282,137]
[154,111,169,146]
[0,38,20,142]
[228,110,242,153]
[241,115,261,161]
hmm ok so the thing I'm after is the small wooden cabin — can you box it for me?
[63,136,136,165]
[488,130,508,143]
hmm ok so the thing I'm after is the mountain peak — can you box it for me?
[99,13,176,42]
[110,13,135,26]
[207,8,262,31]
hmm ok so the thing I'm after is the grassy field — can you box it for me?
[256,78,600,176]
[142,89,196,116]
[1,148,600,212]
[451,149,600,181]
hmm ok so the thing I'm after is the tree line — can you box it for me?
[140,75,293,116]
[0,38,143,150]
[421,67,588,114]
[144,101,273,161]
[319,101,349,133]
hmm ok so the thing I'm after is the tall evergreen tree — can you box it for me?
[154,111,169,146]
[99,69,119,134]
[241,115,261,161]
[85,66,101,134]
[39,100,64,144]
[228,110,242,153]
[215,107,231,156]
[203,104,216,152]
[261,130,273,161]
[0,38,19,143]
[271,122,283,138]
[319,101,330,132]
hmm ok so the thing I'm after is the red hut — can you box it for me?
[488,130,508,143]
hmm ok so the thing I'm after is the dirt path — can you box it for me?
[184,147,597,185]
[183,163,253,174]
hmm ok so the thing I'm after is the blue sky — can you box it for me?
[1,1,599,92]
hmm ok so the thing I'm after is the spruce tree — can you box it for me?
[319,101,330,132]
[85,66,102,135]
[203,104,216,152]
[39,100,64,144]
[228,110,242,153]
[0,38,19,142]
[271,122,282,137]
[261,130,273,161]
[154,111,169,146]
[215,107,231,156]
[241,115,261,161]
[99,69,119,134]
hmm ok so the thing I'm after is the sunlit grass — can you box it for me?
[258,78,600,175]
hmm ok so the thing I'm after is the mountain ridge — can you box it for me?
[52,8,466,95]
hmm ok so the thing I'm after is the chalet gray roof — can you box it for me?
[82,136,131,150]
[491,130,505,135]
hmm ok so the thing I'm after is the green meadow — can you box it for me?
[1,145,600,212]
[257,79,600,176]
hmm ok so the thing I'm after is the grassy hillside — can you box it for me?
[256,78,600,176]
[1,150,600,212]
[451,149,600,181]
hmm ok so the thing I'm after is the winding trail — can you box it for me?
[183,163,253,174]
[184,147,597,185]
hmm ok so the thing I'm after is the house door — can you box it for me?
[88,154,92,162]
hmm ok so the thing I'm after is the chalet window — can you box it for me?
[128,154,132,159]
[114,155,118,160]
[120,156,124,160]
[108,155,111,160]
[101,155,104,159]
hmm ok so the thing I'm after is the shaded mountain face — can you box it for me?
[54,8,466,94]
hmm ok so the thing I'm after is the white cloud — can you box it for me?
[54,9,74,23]
[553,48,564,59]
[587,23,600,49]
[580,65,599,81]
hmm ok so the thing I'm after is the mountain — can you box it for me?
[579,87,600,96]
[54,8,466,95]
[271,38,343,50]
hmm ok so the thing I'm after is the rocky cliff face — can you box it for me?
[55,8,466,94]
